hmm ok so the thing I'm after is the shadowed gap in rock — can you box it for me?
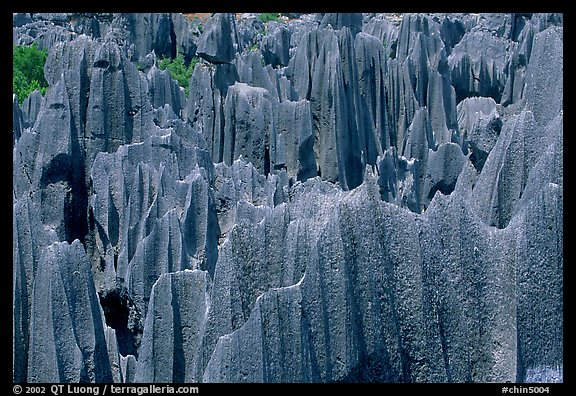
[98,282,143,358]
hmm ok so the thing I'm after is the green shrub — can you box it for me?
[190,17,203,32]
[13,43,49,105]
[259,13,280,23]
[158,53,199,96]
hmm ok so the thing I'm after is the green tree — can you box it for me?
[13,43,49,105]
[259,13,280,23]
[158,54,199,96]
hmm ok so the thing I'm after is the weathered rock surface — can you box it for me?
[26,240,113,382]
[196,13,236,64]
[13,13,562,384]
[136,270,210,382]
[184,62,239,161]
[222,82,274,173]
[147,65,186,116]
[261,22,292,68]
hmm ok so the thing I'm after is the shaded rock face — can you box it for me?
[26,240,112,382]
[196,13,236,64]
[14,13,562,384]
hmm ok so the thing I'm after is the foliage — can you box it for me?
[259,13,281,23]
[190,17,203,32]
[13,43,49,105]
[158,53,199,96]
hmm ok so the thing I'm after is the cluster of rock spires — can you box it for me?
[13,12,562,383]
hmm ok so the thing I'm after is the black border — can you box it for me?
[7,2,572,391]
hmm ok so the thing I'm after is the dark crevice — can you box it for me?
[108,191,120,247]
[468,142,489,173]
[427,179,457,201]
[39,145,89,245]
[122,70,134,144]
[204,192,220,278]
[40,153,73,189]
[93,59,110,69]
[171,279,185,383]
[169,16,178,60]
[264,144,271,175]
[68,120,89,245]
[98,281,143,358]
[335,353,403,383]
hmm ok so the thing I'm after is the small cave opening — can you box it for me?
[40,153,73,188]
[427,179,457,201]
[40,152,89,245]
[98,283,143,358]
[468,142,489,173]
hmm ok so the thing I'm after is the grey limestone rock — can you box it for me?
[514,114,562,214]
[118,13,182,62]
[27,240,113,382]
[234,14,265,53]
[426,69,457,145]
[448,29,515,103]
[261,22,292,68]
[362,14,399,59]
[273,99,317,181]
[13,17,77,50]
[222,82,274,174]
[203,166,543,382]
[500,21,535,106]
[384,58,419,153]
[12,75,89,244]
[470,110,537,228]
[211,158,289,238]
[395,13,436,63]
[89,131,213,266]
[185,62,239,161]
[21,89,44,129]
[522,26,563,128]
[13,95,24,144]
[104,327,121,382]
[319,13,363,36]
[13,194,56,382]
[13,12,33,28]
[120,354,137,383]
[153,103,181,128]
[424,142,467,204]
[203,281,303,382]
[197,13,236,64]
[147,65,186,115]
[287,26,365,189]
[456,96,501,171]
[439,15,466,55]
[354,32,390,156]
[123,206,188,321]
[42,34,159,194]
[506,171,563,383]
[236,50,280,102]
[135,270,210,382]
[68,13,114,39]
[85,39,155,151]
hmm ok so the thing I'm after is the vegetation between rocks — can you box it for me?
[13,43,48,104]
[158,53,199,96]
